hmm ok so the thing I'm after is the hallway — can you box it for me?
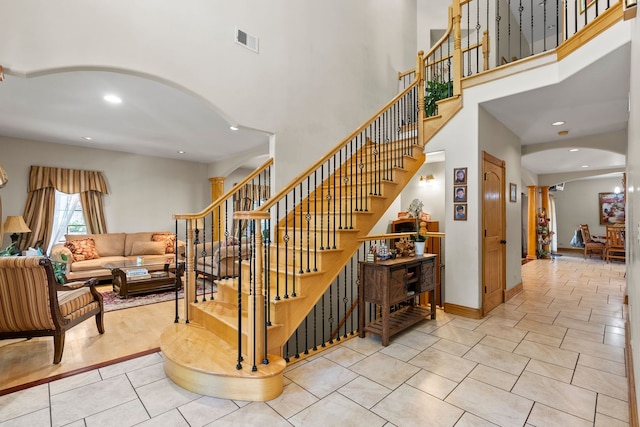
[0,252,629,426]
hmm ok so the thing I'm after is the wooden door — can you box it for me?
[482,152,506,315]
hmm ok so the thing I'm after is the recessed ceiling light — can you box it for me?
[558,130,569,136]
[82,136,93,141]
[177,150,186,154]
[581,165,589,168]
[552,121,565,126]
[229,126,239,131]
[569,148,579,152]
[103,94,122,104]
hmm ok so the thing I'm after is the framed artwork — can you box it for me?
[580,0,596,13]
[454,167,467,184]
[599,192,625,225]
[509,183,517,202]
[454,203,467,221]
[454,185,467,202]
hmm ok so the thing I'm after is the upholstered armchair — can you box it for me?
[0,256,104,364]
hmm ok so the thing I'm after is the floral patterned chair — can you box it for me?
[0,256,104,364]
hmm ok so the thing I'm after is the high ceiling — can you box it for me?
[0,71,270,165]
[0,42,629,176]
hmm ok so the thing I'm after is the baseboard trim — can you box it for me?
[627,318,639,426]
[443,302,483,319]
[505,283,523,302]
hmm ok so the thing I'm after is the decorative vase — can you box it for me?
[414,241,425,256]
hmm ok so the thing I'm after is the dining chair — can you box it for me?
[605,224,626,263]
[579,224,605,260]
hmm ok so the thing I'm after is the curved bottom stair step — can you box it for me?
[160,323,286,401]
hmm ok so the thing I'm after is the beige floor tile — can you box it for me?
[523,331,563,347]
[468,364,518,391]
[405,369,458,399]
[136,377,201,418]
[337,376,391,409]
[409,347,477,382]
[445,378,533,427]
[464,344,529,376]
[135,409,189,426]
[85,399,150,427]
[594,412,630,427]
[290,392,386,427]
[322,346,367,367]
[430,337,472,356]
[521,312,556,325]
[341,334,383,356]
[285,357,358,399]
[555,315,605,335]
[378,342,422,361]
[482,334,522,352]
[265,383,318,419]
[605,332,626,348]
[514,339,578,369]
[209,402,290,427]
[0,385,49,424]
[515,318,567,339]
[373,384,463,427]
[572,365,628,401]
[578,353,627,377]
[0,407,51,427]
[390,328,440,351]
[561,335,625,363]
[597,394,629,423]
[591,313,626,328]
[524,359,574,383]
[126,361,167,388]
[49,370,102,396]
[430,324,486,347]
[566,327,605,344]
[349,352,420,389]
[527,403,592,427]
[512,371,596,422]
[454,412,499,426]
[474,322,528,343]
[51,375,139,427]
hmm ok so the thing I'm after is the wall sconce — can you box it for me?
[419,174,435,183]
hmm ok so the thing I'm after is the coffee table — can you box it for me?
[106,262,185,299]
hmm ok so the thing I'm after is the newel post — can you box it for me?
[234,210,270,369]
[416,50,425,145]
[452,1,463,96]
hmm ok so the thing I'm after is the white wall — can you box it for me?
[478,107,522,293]
[627,15,640,414]
[552,176,626,248]
[0,137,210,248]
[401,161,446,229]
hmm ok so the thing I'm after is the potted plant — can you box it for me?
[424,79,453,117]
[407,199,427,255]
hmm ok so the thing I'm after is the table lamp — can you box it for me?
[2,215,31,255]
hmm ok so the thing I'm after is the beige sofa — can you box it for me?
[51,232,184,281]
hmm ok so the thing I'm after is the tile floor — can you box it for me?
[0,253,629,426]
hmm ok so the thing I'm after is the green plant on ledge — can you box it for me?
[51,253,69,284]
[424,79,453,117]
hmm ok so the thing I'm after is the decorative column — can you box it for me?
[209,177,225,241]
[526,186,538,260]
[540,186,551,258]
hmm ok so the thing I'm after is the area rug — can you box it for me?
[100,283,213,312]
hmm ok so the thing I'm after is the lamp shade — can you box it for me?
[3,216,31,234]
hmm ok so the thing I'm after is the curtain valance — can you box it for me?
[28,166,109,194]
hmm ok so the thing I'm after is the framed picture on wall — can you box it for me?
[454,186,467,202]
[454,167,467,184]
[580,0,596,13]
[509,183,517,202]
[454,203,467,221]
[599,192,625,225]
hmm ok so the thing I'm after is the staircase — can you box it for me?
[160,0,625,401]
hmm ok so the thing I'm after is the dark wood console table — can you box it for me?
[359,255,436,346]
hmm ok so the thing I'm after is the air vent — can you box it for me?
[235,28,259,53]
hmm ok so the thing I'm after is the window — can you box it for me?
[47,191,87,254]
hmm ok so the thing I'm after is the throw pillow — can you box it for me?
[151,233,176,254]
[64,238,100,262]
[131,241,166,256]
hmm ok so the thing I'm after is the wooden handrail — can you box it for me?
[358,232,445,242]
[173,158,274,220]
[256,80,420,213]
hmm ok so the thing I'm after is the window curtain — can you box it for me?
[46,192,80,255]
[232,183,270,238]
[22,166,109,252]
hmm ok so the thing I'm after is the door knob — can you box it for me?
[500,240,507,244]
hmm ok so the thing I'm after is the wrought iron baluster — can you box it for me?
[283,196,289,299]
[275,203,281,301]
